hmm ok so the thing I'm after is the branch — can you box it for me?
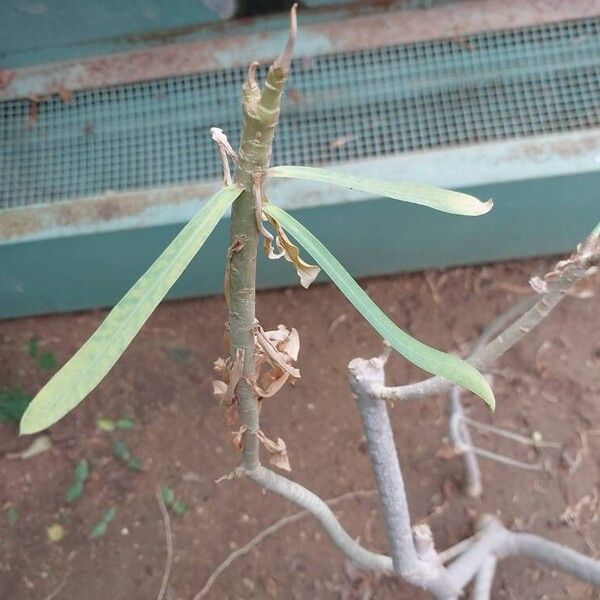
[446,514,600,590]
[448,386,482,498]
[193,489,377,599]
[349,353,460,599]
[471,555,497,600]
[448,385,542,493]
[244,465,392,573]
[371,226,600,403]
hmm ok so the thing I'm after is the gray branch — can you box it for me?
[448,386,482,498]
[349,353,460,599]
[243,464,393,573]
[447,515,600,590]
[372,228,599,403]
[471,555,497,600]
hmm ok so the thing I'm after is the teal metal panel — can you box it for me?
[1,172,598,319]
[0,0,229,66]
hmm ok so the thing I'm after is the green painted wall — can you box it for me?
[1,171,598,320]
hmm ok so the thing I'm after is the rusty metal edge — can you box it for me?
[0,181,220,243]
[2,0,600,101]
[3,127,600,245]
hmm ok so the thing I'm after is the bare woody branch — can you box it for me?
[371,225,599,403]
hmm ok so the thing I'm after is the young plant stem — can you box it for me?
[229,7,296,471]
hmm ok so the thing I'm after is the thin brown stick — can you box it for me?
[156,489,173,600]
[193,489,377,600]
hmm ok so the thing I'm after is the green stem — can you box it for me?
[228,48,292,471]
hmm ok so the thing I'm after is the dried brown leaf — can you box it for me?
[230,426,246,450]
[264,214,320,288]
[258,430,291,472]
[435,442,459,460]
[255,325,300,379]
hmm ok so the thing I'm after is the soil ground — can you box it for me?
[1,257,599,600]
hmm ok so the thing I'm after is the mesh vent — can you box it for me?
[2,17,600,209]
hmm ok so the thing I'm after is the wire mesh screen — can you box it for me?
[2,17,600,209]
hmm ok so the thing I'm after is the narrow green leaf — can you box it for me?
[126,457,143,471]
[20,185,243,435]
[65,481,84,503]
[74,459,89,482]
[161,487,175,507]
[115,417,135,431]
[91,507,116,538]
[103,507,117,523]
[269,165,492,216]
[113,440,131,462]
[172,499,188,515]
[4,505,18,526]
[90,521,107,539]
[264,204,495,409]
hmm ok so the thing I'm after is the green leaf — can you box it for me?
[103,507,116,523]
[0,388,32,423]
[96,417,115,431]
[269,166,493,216]
[65,481,84,503]
[20,185,243,435]
[172,499,188,515]
[38,351,58,371]
[90,507,116,538]
[90,521,107,538]
[113,440,131,462]
[4,505,18,526]
[161,487,175,507]
[113,441,143,470]
[126,457,143,471]
[74,459,89,482]
[115,417,134,431]
[263,204,495,409]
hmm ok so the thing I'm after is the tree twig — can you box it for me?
[471,554,497,600]
[245,465,392,573]
[437,536,477,564]
[192,489,377,600]
[371,227,600,403]
[448,386,482,498]
[461,416,560,448]
[156,489,173,600]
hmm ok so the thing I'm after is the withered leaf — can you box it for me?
[249,323,301,400]
[258,430,291,472]
[255,325,300,379]
[264,214,320,288]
